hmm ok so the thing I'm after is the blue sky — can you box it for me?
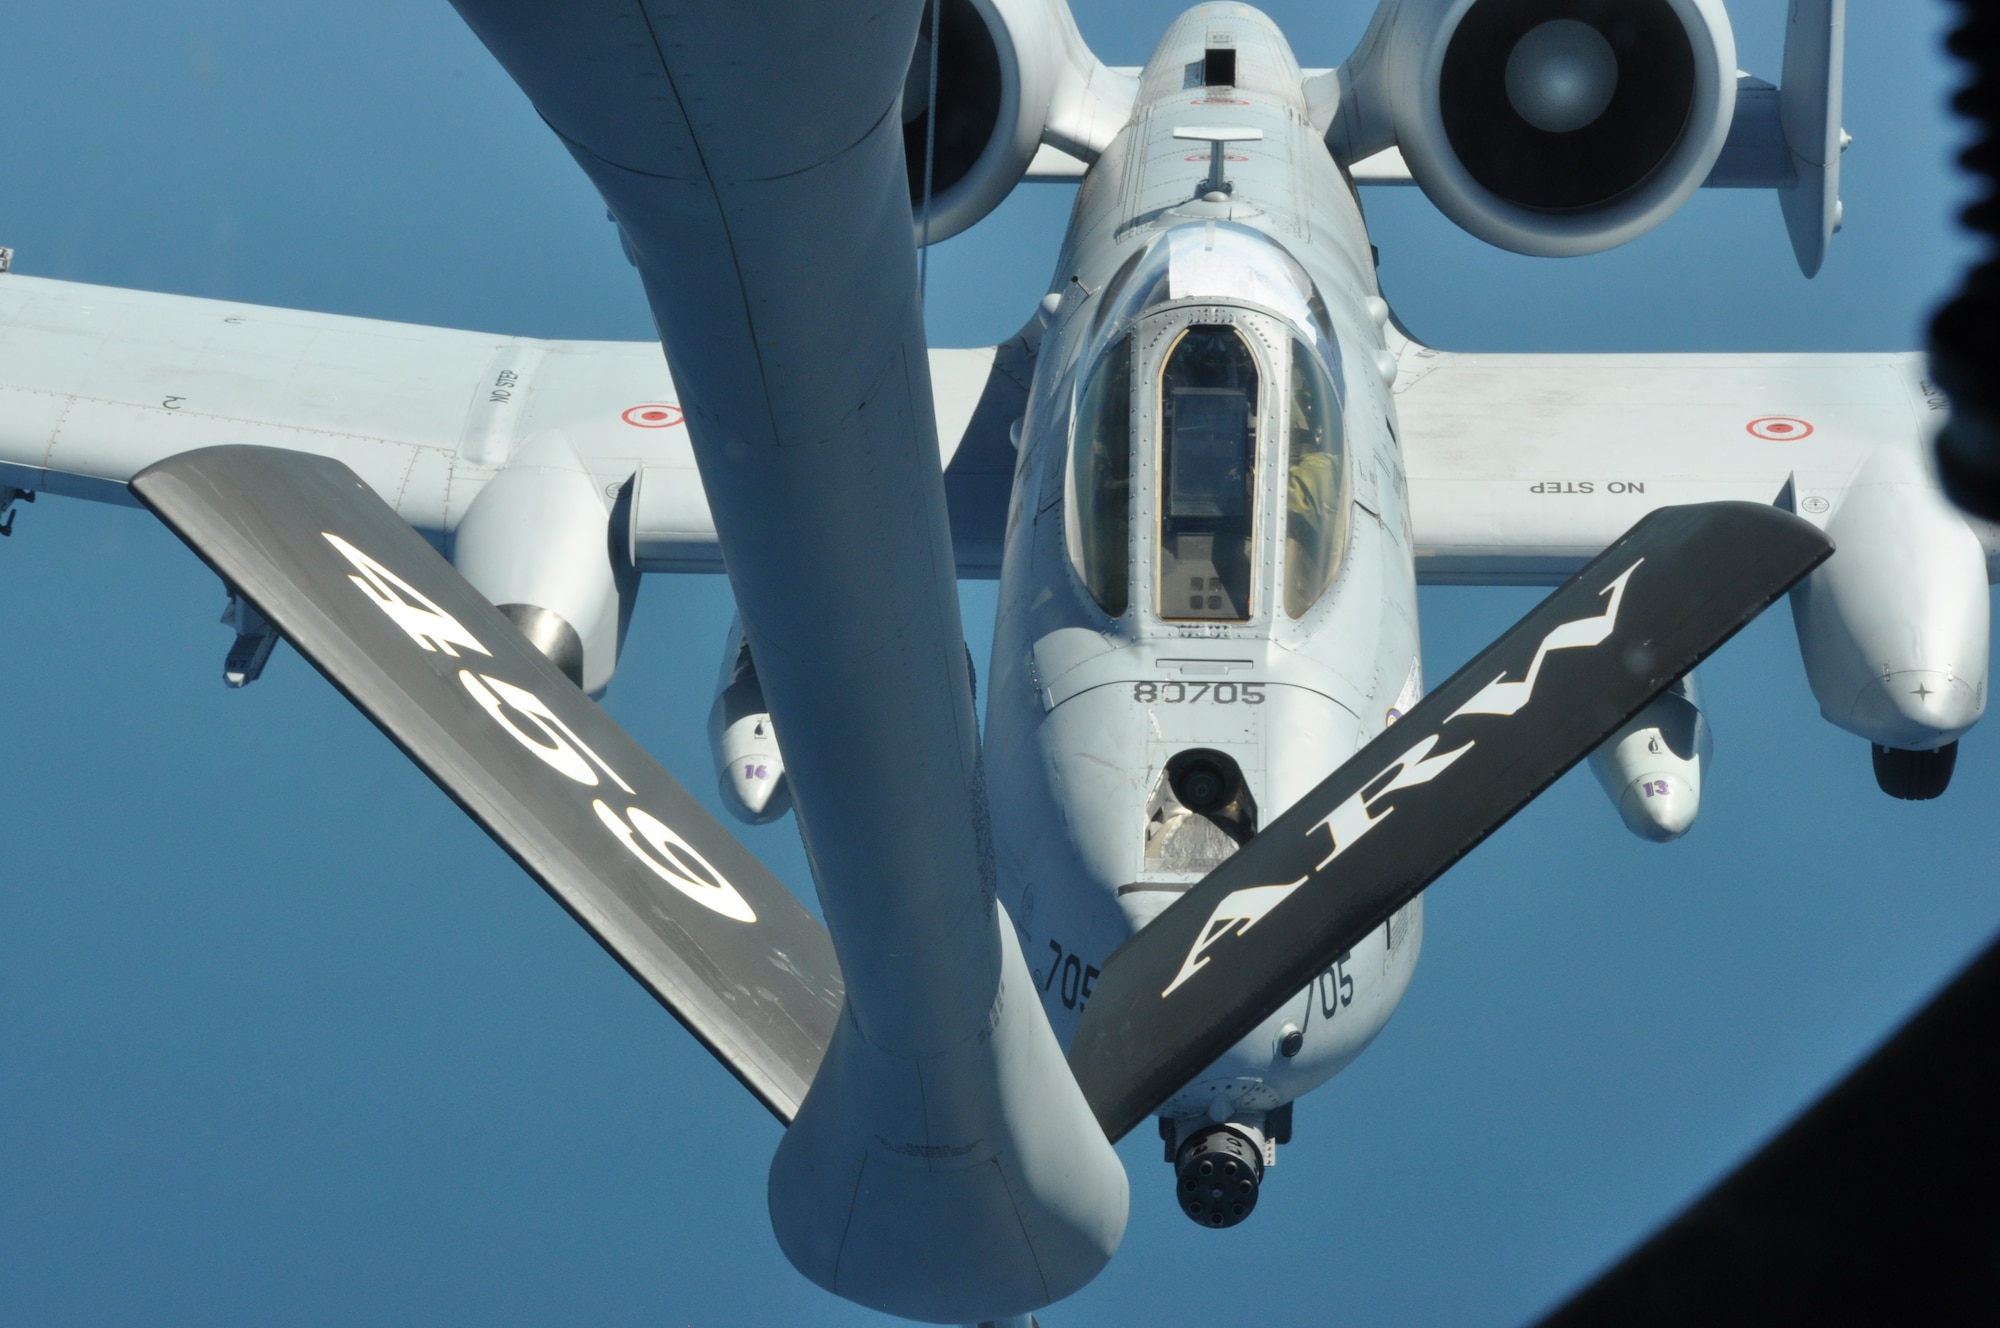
[1,2,1991,1325]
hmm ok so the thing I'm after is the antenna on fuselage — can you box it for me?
[1172,125,1265,202]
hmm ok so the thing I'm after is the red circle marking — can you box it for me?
[622,403,684,428]
[1747,416,1814,441]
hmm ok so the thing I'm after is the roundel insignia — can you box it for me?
[1747,416,1814,441]
[621,403,684,428]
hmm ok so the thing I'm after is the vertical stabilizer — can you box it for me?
[1778,0,1847,277]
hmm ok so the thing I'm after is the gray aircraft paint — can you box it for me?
[0,0,1993,1321]
[986,6,1425,1146]
[0,274,1023,576]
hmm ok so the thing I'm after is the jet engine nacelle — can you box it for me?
[707,621,792,825]
[1587,673,1710,841]
[452,431,636,697]
[1347,0,1737,256]
[900,0,1128,243]
[1792,449,1991,793]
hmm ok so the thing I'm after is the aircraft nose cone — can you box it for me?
[1506,19,1619,133]
[1617,773,1698,843]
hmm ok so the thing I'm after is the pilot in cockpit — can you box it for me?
[1068,221,1352,628]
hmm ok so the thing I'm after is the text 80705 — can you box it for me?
[1133,680,1265,705]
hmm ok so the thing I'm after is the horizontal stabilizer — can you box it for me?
[1069,503,1832,1141]
[133,445,842,1122]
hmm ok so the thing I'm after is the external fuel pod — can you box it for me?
[1587,673,1711,841]
[708,621,792,825]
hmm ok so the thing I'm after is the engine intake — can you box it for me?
[898,0,1128,243]
[1352,0,1737,255]
[1443,0,1697,211]
[904,0,1006,227]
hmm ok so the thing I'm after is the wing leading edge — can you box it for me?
[133,444,842,1122]
[0,274,1019,577]
[1390,328,2000,586]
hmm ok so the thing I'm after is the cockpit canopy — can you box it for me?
[1066,224,1350,627]
[1159,324,1258,620]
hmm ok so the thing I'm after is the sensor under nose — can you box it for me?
[1164,748,1254,828]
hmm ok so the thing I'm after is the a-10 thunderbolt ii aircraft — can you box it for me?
[0,0,1988,1322]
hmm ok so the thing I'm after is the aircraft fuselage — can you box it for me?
[986,4,1424,1174]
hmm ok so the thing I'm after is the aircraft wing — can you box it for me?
[918,322,1034,576]
[130,444,843,1122]
[1391,329,2000,585]
[0,273,1021,574]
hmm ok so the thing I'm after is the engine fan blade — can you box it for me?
[133,445,842,1123]
[1068,502,1833,1142]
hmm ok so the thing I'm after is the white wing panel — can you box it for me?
[1392,335,1999,583]
[12,276,1971,588]
[0,275,1021,574]
[0,275,545,523]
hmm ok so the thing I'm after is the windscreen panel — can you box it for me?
[1284,337,1349,618]
[1069,335,1133,617]
[1158,326,1258,621]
